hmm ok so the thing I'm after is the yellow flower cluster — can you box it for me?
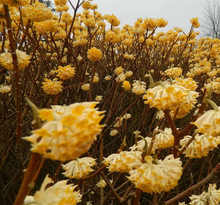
[55,65,76,80]
[24,102,104,161]
[189,184,220,205]
[0,85,11,93]
[62,157,96,179]
[180,134,220,158]
[0,49,30,71]
[164,67,182,78]
[128,155,182,193]
[0,0,28,7]
[42,78,63,95]
[154,128,174,149]
[103,151,142,173]
[143,81,190,110]
[190,17,200,28]
[34,20,59,34]
[87,47,102,62]
[24,175,82,205]
[193,107,220,136]
[22,1,53,22]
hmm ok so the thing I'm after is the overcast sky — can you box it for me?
[95,0,207,34]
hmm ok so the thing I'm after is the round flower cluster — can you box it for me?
[55,65,76,80]
[189,184,220,205]
[0,50,30,71]
[23,102,104,162]
[164,67,182,78]
[180,134,220,158]
[170,90,198,119]
[24,175,82,205]
[42,78,63,95]
[87,47,102,62]
[154,128,174,149]
[0,85,11,94]
[62,157,96,179]
[22,1,53,22]
[103,151,142,173]
[132,80,146,95]
[143,81,189,110]
[128,155,183,193]
[193,107,220,136]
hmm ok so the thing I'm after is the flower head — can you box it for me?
[180,134,220,158]
[103,151,142,173]
[23,102,104,161]
[143,81,189,110]
[189,184,220,205]
[128,155,183,193]
[132,80,146,95]
[62,157,96,178]
[87,47,102,62]
[55,65,76,80]
[0,50,30,71]
[24,175,82,205]
[42,78,63,95]
[193,108,220,136]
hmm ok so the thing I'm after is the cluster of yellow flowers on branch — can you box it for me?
[0,0,220,204]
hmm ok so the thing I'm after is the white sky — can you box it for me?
[95,0,207,33]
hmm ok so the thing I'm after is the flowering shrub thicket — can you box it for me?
[0,0,220,205]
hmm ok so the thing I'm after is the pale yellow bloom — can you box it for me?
[143,81,189,110]
[24,175,82,205]
[132,80,146,95]
[0,50,30,71]
[180,134,220,158]
[81,83,90,91]
[23,102,104,162]
[128,155,182,193]
[103,151,142,173]
[189,184,220,205]
[62,157,96,179]
[193,108,220,136]
[164,67,182,78]
[42,78,63,95]
[0,85,11,94]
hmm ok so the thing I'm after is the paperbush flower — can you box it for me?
[24,175,82,205]
[23,102,104,161]
[81,83,90,91]
[62,157,96,179]
[189,184,220,205]
[87,47,102,62]
[96,179,107,188]
[170,90,198,119]
[22,1,53,22]
[122,80,131,91]
[154,127,174,149]
[55,65,76,80]
[128,155,183,193]
[143,81,189,110]
[42,78,63,95]
[0,85,11,93]
[193,107,220,136]
[132,80,146,95]
[0,50,30,71]
[180,134,220,158]
[103,151,142,173]
[164,67,182,78]
[190,17,200,28]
